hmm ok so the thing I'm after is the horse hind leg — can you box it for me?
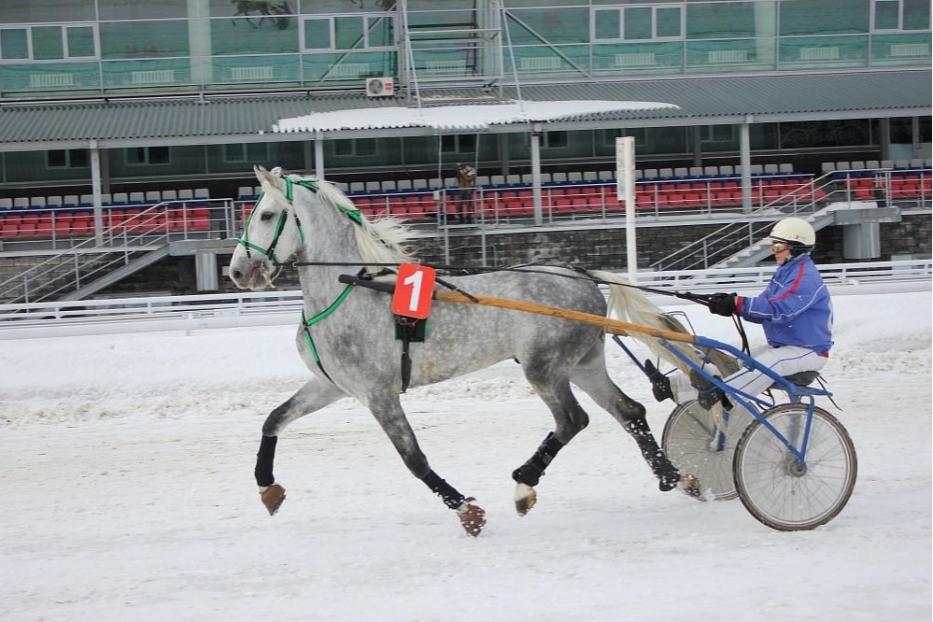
[570,345,697,495]
[512,366,591,516]
[255,377,346,515]
[367,394,486,536]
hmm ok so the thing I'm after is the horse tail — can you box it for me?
[587,270,702,375]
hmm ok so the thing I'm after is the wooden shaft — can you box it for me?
[433,290,696,344]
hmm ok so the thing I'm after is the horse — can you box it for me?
[228,166,696,536]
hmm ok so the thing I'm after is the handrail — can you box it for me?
[0,198,233,304]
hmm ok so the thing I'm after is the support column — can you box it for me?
[879,118,891,161]
[692,126,703,168]
[315,131,325,179]
[911,116,921,160]
[188,0,212,87]
[530,126,542,225]
[740,117,752,214]
[90,140,103,246]
[499,133,509,176]
[754,0,777,68]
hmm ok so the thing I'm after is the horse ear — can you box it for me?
[254,165,283,193]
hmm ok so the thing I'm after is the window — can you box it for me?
[441,135,476,154]
[701,125,736,143]
[334,138,376,157]
[0,23,98,61]
[873,0,931,30]
[223,143,271,164]
[302,13,394,52]
[47,149,88,169]
[126,147,170,166]
[543,131,568,148]
[592,4,684,42]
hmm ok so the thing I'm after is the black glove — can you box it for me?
[708,293,737,317]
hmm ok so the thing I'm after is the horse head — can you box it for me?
[229,165,305,290]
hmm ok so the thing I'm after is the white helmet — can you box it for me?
[771,217,815,250]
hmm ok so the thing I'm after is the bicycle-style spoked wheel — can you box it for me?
[662,400,755,500]
[734,403,857,531]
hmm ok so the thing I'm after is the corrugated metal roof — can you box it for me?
[0,70,927,149]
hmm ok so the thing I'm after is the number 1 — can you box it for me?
[403,269,423,312]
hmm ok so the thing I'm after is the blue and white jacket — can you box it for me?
[735,254,833,354]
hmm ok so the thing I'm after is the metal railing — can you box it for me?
[2,259,928,339]
[0,198,234,304]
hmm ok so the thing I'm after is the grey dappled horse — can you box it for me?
[229,166,688,536]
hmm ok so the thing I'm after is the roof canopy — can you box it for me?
[0,70,928,152]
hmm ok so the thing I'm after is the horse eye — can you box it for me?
[260,211,275,222]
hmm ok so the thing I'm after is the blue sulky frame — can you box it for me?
[614,334,831,468]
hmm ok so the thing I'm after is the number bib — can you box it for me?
[391,263,436,319]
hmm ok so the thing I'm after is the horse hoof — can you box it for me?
[514,483,537,516]
[456,498,486,537]
[679,474,704,501]
[260,483,286,515]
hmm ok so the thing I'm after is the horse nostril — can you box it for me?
[232,269,243,280]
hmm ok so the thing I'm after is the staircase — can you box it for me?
[649,172,840,272]
[0,199,232,304]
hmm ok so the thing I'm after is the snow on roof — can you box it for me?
[272,99,679,133]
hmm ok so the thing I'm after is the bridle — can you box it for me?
[237,178,313,266]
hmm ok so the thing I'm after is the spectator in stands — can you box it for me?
[645,217,833,410]
[455,162,477,224]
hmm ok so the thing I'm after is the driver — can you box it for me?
[646,217,833,409]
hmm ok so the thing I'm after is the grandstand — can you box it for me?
[0,0,929,301]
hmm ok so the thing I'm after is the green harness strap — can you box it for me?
[300,283,355,383]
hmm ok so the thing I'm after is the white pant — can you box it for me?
[669,344,828,405]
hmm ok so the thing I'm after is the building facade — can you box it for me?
[0,0,929,199]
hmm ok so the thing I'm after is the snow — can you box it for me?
[0,291,930,621]
[273,99,678,132]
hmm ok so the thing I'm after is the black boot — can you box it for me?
[644,359,673,402]
[690,370,725,410]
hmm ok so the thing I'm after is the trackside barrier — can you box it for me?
[0,259,928,339]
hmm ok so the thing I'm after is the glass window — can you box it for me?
[441,135,457,153]
[656,7,681,38]
[66,26,95,57]
[0,0,95,23]
[355,138,376,156]
[545,131,568,148]
[780,0,870,35]
[687,2,755,39]
[304,18,331,49]
[32,26,64,60]
[0,29,28,60]
[624,7,653,40]
[69,149,88,167]
[874,0,901,29]
[99,0,188,20]
[126,147,171,165]
[334,140,353,156]
[335,16,363,50]
[224,144,246,163]
[594,9,621,40]
[47,150,67,168]
[508,8,589,45]
[367,15,393,47]
[903,0,931,29]
[102,21,189,59]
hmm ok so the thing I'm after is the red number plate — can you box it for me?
[391,263,436,319]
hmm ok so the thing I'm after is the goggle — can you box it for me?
[770,240,789,253]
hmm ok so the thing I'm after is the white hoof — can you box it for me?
[514,482,537,516]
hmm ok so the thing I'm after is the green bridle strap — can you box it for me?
[300,283,356,364]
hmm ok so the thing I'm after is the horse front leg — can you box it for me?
[368,395,486,537]
[255,377,346,515]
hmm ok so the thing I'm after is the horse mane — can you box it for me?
[291,176,414,265]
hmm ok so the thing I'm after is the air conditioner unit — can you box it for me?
[365,77,394,97]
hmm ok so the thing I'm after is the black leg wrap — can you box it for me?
[512,432,565,487]
[624,416,680,491]
[255,435,278,487]
[421,470,466,510]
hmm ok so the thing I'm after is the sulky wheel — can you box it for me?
[733,403,857,531]
[661,400,755,501]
